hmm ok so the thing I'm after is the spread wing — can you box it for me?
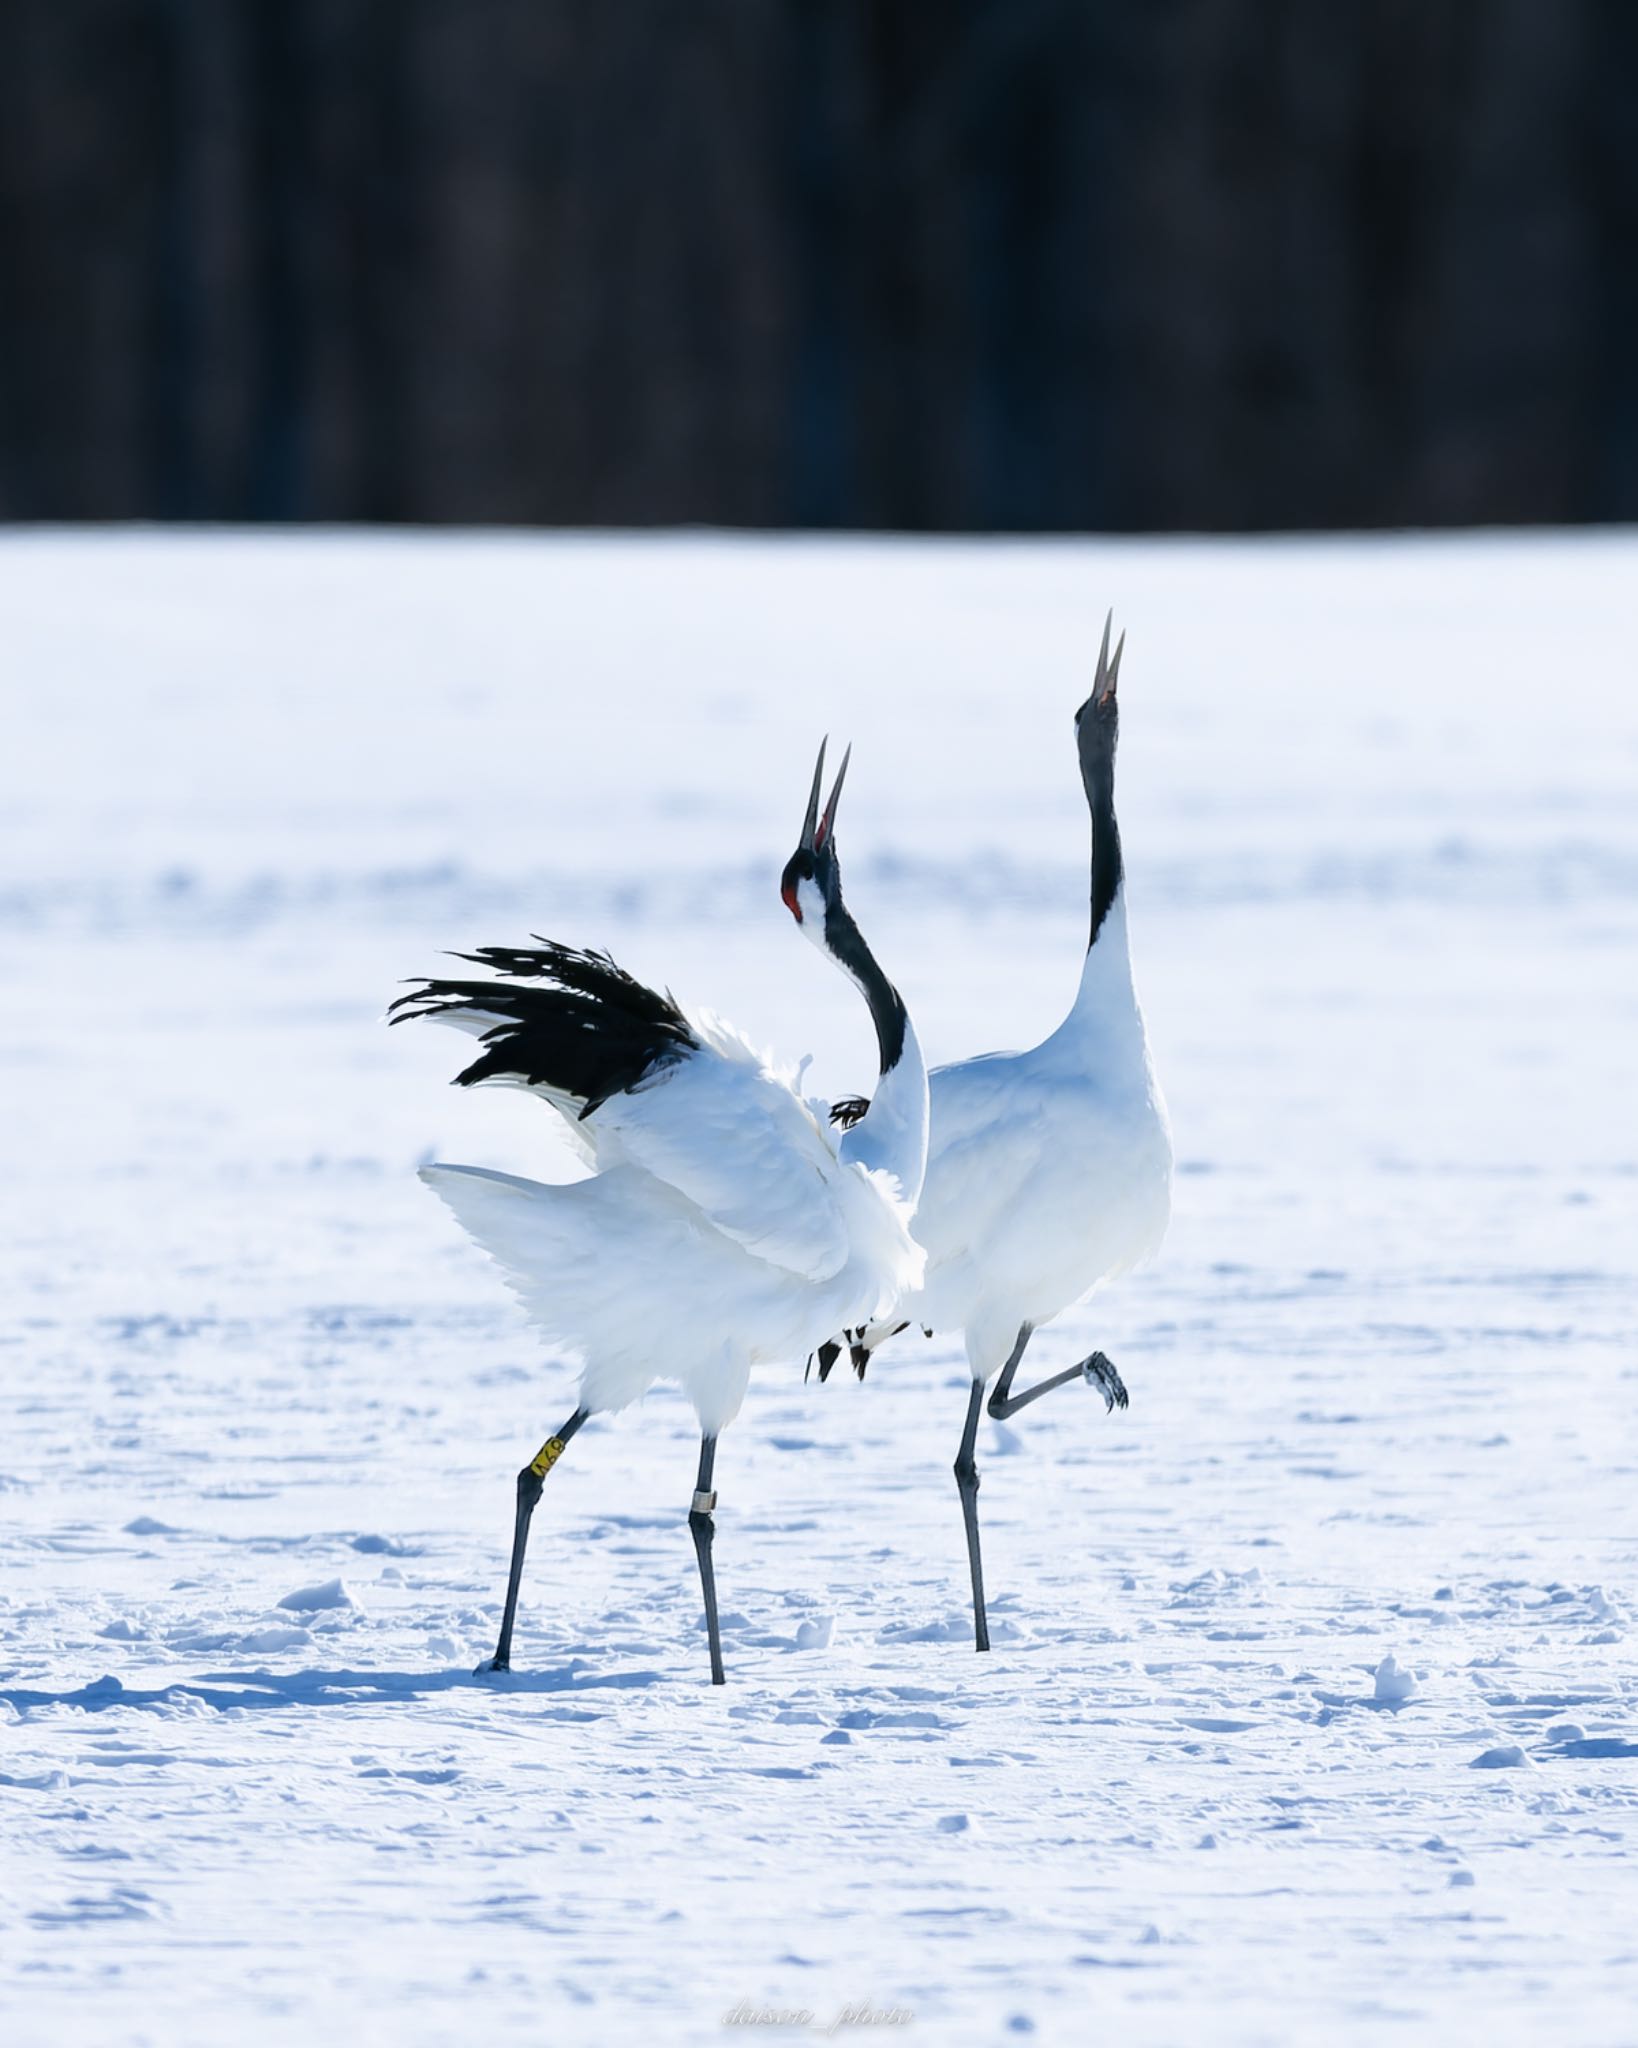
[392,945,852,1284]
[589,1013,852,1283]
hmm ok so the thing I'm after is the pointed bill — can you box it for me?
[799,737,829,852]
[1077,610,1118,725]
[1107,628,1125,698]
[815,743,852,851]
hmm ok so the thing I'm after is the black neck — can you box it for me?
[824,900,908,1074]
[1079,733,1123,950]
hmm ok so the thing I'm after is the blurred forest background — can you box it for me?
[1,0,1635,530]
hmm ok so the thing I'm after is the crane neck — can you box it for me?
[823,899,928,1206]
[1079,720,1123,951]
[1038,718,1147,1071]
[822,898,906,1076]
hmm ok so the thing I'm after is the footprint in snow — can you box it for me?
[31,1886,159,1926]
[711,1611,837,1653]
[880,1614,1027,1645]
[237,1624,312,1654]
[836,1708,944,1731]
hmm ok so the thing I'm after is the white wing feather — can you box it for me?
[581,1012,852,1284]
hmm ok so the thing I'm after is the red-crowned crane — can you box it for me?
[390,743,927,1684]
[818,617,1172,1651]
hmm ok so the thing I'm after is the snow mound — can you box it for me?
[1373,1654,1418,1703]
[276,1578,359,1614]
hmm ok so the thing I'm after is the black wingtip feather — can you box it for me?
[390,939,697,1116]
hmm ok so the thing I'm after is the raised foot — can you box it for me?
[1082,1351,1129,1412]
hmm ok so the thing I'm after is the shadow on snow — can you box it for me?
[0,1663,663,1715]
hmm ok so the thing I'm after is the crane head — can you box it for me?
[780,735,851,930]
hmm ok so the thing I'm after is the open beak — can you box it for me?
[1077,610,1124,721]
[798,738,827,854]
[798,737,852,854]
[815,743,850,853]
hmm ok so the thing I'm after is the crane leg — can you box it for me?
[987,1326,1128,1420]
[483,1408,588,1674]
[954,1379,990,1653]
[953,1331,1129,1654]
[688,1435,726,1685]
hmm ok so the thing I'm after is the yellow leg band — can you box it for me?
[529,1435,568,1480]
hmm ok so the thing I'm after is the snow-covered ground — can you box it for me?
[2,531,1635,2047]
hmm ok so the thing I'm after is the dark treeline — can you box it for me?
[1,0,1635,529]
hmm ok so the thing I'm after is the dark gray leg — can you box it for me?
[988,1324,1128,1420]
[688,1435,725,1685]
[954,1379,990,1653]
[485,1408,588,1673]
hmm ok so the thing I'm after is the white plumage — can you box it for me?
[829,616,1172,1650]
[889,889,1171,1375]
[418,1010,923,1436]
[393,741,927,1682]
